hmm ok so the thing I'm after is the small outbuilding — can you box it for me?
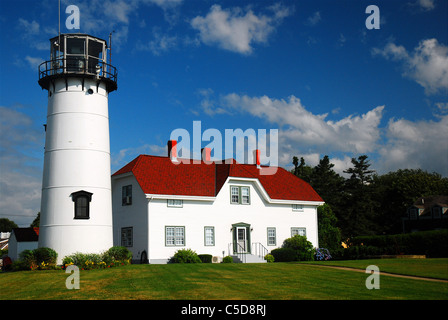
[8,228,39,261]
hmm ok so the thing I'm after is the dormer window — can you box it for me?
[71,190,92,219]
[230,186,250,205]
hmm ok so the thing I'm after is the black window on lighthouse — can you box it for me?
[71,190,93,219]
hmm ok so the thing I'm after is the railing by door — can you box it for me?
[228,242,247,263]
[252,242,268,260]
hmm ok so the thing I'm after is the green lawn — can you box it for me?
[1,259,447,300]
[300,258,448,280]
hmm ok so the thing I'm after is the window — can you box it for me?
[230,186,250,205]
[122,185,132,206]
[121,227,133,247]
[241,187,250,205]
[433,207,442,219]
[231,186,239,204]
[291,227,306,237]
[167,199,183,208]
[409,208,418,220]
[165,226,185,246]
[267,227,276,246]
[71,190,92,219]
[204,227,215,246]
[292,204,304,212]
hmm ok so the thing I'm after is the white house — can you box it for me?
[112,142,324,264]
[8,228,39,262]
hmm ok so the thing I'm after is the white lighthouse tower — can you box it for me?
[38,34,117,263]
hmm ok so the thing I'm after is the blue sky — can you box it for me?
[1,0,447,226]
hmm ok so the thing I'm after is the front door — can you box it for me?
[236,227,247,253]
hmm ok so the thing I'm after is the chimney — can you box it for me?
[168,140,177,162]
[201,147,212,164]
[254,149,261,169]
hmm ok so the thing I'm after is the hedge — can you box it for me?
[340,229,448,259]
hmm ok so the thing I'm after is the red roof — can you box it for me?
[113,155,323,202]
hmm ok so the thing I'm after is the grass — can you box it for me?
[300,258,448,280]
[1,259,447,300]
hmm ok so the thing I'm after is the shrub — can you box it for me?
[19,250,37,269]
[270,248,297,262]
[346,230,448,259]
[222,256,233,263]
[282,235,315,261]
[169,249,202,263]
[198,254,213,263]
[12,248,58,271]
[33,247,57,265]
[105,246,132,262]
[315,248,332,261]
[264,254,274,263]
[62,246,132,270]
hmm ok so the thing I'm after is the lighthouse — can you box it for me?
[37,34,117,263]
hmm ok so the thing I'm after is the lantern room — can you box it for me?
[38,33,117,92]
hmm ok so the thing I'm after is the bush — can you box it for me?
[169,249,202,263]
[198,254,213,263]
[222,256,233,263]
[347,230,448,259]
[12,247,58,271]
[282,235,315,261]
[315,248,332,261]
[62,246,133,270]
[264,254,274,263]
[270,248,297,262]
[105,246,133,262]
[33,247,57,265]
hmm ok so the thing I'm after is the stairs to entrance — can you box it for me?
[231,254,266,263]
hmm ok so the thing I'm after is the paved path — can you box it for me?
[303,264,448,283]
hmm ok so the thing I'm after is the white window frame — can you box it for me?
[291,227,306,237]
[292,204,304,212]
[267,227,276,246]
[204,226,215,246]
[241,187,250,205]
[165,226,185,246]
[231,186,240,204]
[167,199,183,208]
[230,186,250,205]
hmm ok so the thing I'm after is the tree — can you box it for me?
[317,204,342,253]
[292,156,312,182]
[341,155,378,238]
[371,169,448,234]
[0,218,18,232]
[309,155,345,208]
[30,212,40,228]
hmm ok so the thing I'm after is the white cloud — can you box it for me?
[191,4,292,54]
[216,94,384,154]
[138,27,178,56]
[373,38,448,95]
[305,11,321,26]
[0,106,44,226]
[197,92,448,176]
[24,56,44,70]
[416,0,435,11]
[379,115,448,176]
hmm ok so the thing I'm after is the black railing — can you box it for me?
[38,57,117,84]
[228,242,247,263]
